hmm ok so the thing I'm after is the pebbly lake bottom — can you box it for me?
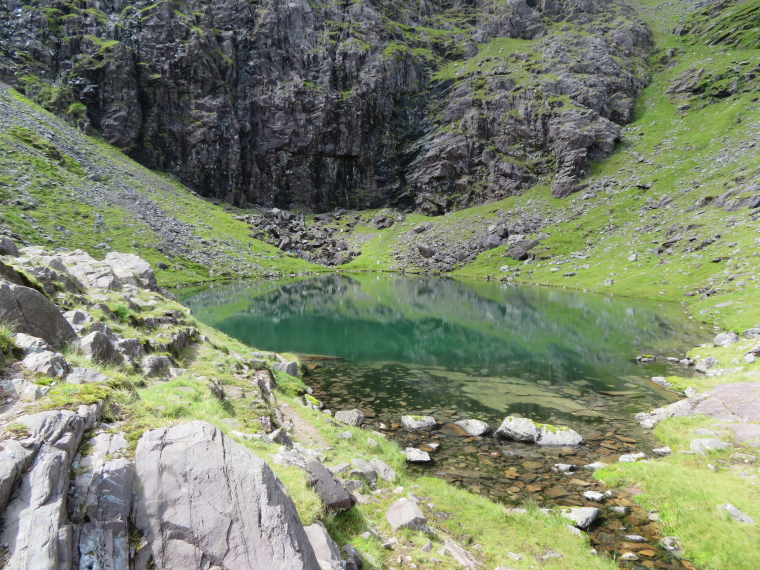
[303,358,696,568]
[179,273,709,567]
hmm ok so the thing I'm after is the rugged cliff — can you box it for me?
[0,0,651,211]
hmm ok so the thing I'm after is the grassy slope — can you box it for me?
[0,86,322,287]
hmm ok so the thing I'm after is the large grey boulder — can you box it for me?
[103,252,158,290]
[305,457,357,512]
[0,408,97,569]
[742,328,760,340]
[494,416,541,442]
[0,282,77,348]
[0,378,50,401]
[22,350,69,377]
[454,419,491,436]
[79,331,124,365]
[0,236,19,257]
[401,415,436,429]
[386,498,429,533]
[335,409,364,426]
[304,521,343,570]
[0,260,23,285]
[70,432,134,570]
[134,421,320,570]
[494,416,582,445]
[350,458,378,484]
[369,458,396,482]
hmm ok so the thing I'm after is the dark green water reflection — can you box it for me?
[179,274,706,424]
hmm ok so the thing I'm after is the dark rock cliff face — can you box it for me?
[0,0,652,212]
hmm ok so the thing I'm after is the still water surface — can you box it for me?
[179,274,705,426]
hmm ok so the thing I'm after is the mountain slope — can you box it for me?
[0,83,321,286]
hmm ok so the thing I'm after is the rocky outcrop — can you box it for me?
[0,406,100,569]
[134,421,320,569]
[103,252,159,291]
[0,0,652,211]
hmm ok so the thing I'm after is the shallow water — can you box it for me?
[180,274,708,567]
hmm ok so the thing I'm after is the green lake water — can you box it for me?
[179,274,707,427]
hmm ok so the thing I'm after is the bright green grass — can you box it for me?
[596,452,760,570]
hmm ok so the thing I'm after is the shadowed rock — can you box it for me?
[0,282,77,348]
[305,457,357,512]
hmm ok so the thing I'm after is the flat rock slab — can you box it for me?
[693,382,760,422]
[718,503,755,524]
[134,421,320,570]
[725,423,760,443]
[690,438,731,454]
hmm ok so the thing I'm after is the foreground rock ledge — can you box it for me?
[134,421,320,569]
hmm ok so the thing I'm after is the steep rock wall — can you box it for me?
[0,0,652,211]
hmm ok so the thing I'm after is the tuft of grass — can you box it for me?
[273,369,308,397]
[2,421,31,439]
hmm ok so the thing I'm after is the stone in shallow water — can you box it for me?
[454,419,491,436]
[560,507,601,529]
[494,416,541,442]
[402,415,436,429]
[584,491,605,502]
[405,448,432,463]
[537,426,583,446]
[619,452,647,462]
[546,487,569,499]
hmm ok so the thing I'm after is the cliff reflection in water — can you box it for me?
[179,274,706,388]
